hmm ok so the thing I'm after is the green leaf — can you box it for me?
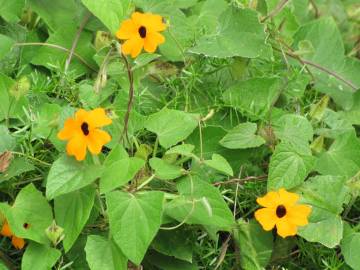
[165,176,235,231]
[33,103,62,139]
[81,0,132,34]
[149,157,184,180]
[316,131,360,178]
[85,235,127,270]
[268,142,314,190]
[106,191,164,264]
[0,184,53,244]
[204,154,233,176]
[293,17,360,108]
[219,122,265,149]
[100,145,145,193]
[235,220,273,270]
[0,157,35,183]
[0,125,15,153]
[152,229,193,263]
[0,73,28,121]
[190,7,271,58]
[46,155,102,200]
[297,175,349,248]
[0,0,25,22]
[27,0,81,30]
[0,34,15,61]
[222,77,281,120]
[55,185,96,252]
[146,252,198,270]
[165,144,196,158]
[30,28,96,76]
[273,114,313,148]
[341,231,360,270]
[21,243,61,270]
[145,108,199,149]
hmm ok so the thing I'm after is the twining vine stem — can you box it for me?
[119,50,134,145]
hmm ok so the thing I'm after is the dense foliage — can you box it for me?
[0,0,360,269]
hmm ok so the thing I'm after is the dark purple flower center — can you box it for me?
[276,205,287,218]
[138,26,147,38]
[81,122,90,136]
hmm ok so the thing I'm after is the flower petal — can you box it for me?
[276,218,297,238]
[1,221,12,237]
[75,109,89,123]
[11,236,25,249]
[87,129,111,155]
[287,205,312,226]
[88,108,112,128]
[278,188,299,206]
[122,37,144,58]
[66,134,87,161]
[131,12,147,26]
[254,208,277,231]
[144,32,165,53]
[256,191,280,208]
[58,118,79,140]
[116,19,137,40]
[146,13,167,32]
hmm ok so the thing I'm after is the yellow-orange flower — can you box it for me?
[116,12,167,58]
[1,220,25,250]
[11,236,25,249]
[254,188,311,238]
[1,221,12,237]
[58,108,112,161]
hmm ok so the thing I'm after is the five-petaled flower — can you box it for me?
[116,12,167,58]
[58,108,112,161]
[1,220,25,249]
[254,188,311,238]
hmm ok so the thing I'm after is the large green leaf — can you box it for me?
[145,108,199,149]
[293,17,360,109]
[46,155,102,200]
[146,252,198,270]
[0,34,15,61]
[316,131,360,179]
[268,142,314,190]
[85,235,127,270]
[235,220,273,270]
[165,176,235,231]
[30,28,96,76]
[297,175,349,248]
[152,229,193,263]
[273,114,313,148]
[106,191,164,264]
[219,122,265,149]
[100,145,145,193]
[21,243,61,270]
[55,185,96,251]
[27,0,81,31]
[190,7,271,58]
[222,77,281,120]
[0,184,53,244]
[81,0,132,34]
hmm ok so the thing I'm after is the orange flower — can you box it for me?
[1,221,12,237]
[254,188,311,238]
[11,236,25,250]
[58,108,112,161]
[116,12,167,58]
[1,220,25,249]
